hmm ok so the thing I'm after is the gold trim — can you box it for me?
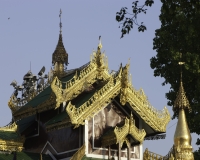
[0,122,17,132]
[102,115,146,147]
[143,148,163,160]
[0,141,24,152]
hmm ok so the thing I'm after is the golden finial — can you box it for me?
[98,36,102,49]
[59,9,62,34]
[173,53,191,111]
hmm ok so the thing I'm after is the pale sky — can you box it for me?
[0,0,198,156]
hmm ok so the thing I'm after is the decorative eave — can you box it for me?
[101,116,146,147]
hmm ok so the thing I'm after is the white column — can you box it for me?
[84,120,88,156]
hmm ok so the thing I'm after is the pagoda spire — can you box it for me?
[52,9,68,78]
[173,53,194,160]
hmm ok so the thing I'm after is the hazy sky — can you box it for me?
[0,0,198,156]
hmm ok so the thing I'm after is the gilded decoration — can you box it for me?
[66,76,120,128]
[119,62,131,105]
[102,115,146,147]
[143,148,163,160]
[172,69,194,160]
[173,80,191,111]
[0,122,17,132]
[51,40,109,109]
[70,144,85,160]
[51,60,170,132]
[0,123,24,152]
[0,140,24,152]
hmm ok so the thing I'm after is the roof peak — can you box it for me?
[173,79,190,111]
[52,9,68,66]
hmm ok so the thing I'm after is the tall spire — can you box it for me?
[59,9,62,34]
[173,53,194,160]
[52,9,68,78]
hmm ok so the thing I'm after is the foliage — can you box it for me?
[150,0,200,155]
[116,0,154,38]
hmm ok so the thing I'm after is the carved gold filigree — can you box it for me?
[114,117,146,147]
[0,122,17,132]
[174,144,194,160]
[63,62,170,132]
[8,95,25,113]
[0,127,24,152]
[102,115,146,147]
[70,144,85,160]
[143,148,163,160]
[66,76,121,128]
[51,60,109,109]
[126,86,171,132]
[119,62,130,106]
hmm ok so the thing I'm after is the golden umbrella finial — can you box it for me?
[173,53,191,111]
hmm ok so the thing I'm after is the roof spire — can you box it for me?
[173,53,191,111]
[52,9,68,78]
[173,52,194,160]
[98,36,102,50]
[59,9,62,34]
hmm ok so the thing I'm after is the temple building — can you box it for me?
[0,11,172,160]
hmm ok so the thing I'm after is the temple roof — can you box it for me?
[13,71,77,121]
